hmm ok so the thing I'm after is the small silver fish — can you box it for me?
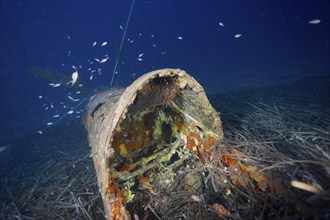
[100,57,109,63]
[309,19,321,24]
[67,96,79,102]
[70,71,78,86]
[101,41,108,47]
[52,83,61,87]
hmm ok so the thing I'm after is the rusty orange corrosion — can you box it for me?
[220,148,281,193]
[183,122,215,164]
[107,176,127,219]
[182,122,281,194]
[83,113,94,130]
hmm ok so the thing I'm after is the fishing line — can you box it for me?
[110,0,135,87]
[51,97,87,125]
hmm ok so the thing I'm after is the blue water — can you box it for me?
[1,1,329,143]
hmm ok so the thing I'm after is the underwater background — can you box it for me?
[1,1,330,220]
[1,0,329,142]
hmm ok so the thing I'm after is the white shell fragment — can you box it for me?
[219,22,224,27]
[67,110,74,114]
[138,53,144,57]
[37,130,43,134]
[191,195,203,202]
[234,34,242,38]
[47,122,54,126]
[178,36,183,40]
[70,71,78,86]
[101,41,108,47]
[137,58,142,61]
[53,114,60,118]
[308,19,321,24]
[92,41,97,47]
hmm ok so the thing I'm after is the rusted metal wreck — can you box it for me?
[84,69,223,219]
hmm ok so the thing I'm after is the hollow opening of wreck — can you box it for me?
[109,76,186,171]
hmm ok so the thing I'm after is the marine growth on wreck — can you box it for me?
[84,69,282,219]
[84,69,224,218]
